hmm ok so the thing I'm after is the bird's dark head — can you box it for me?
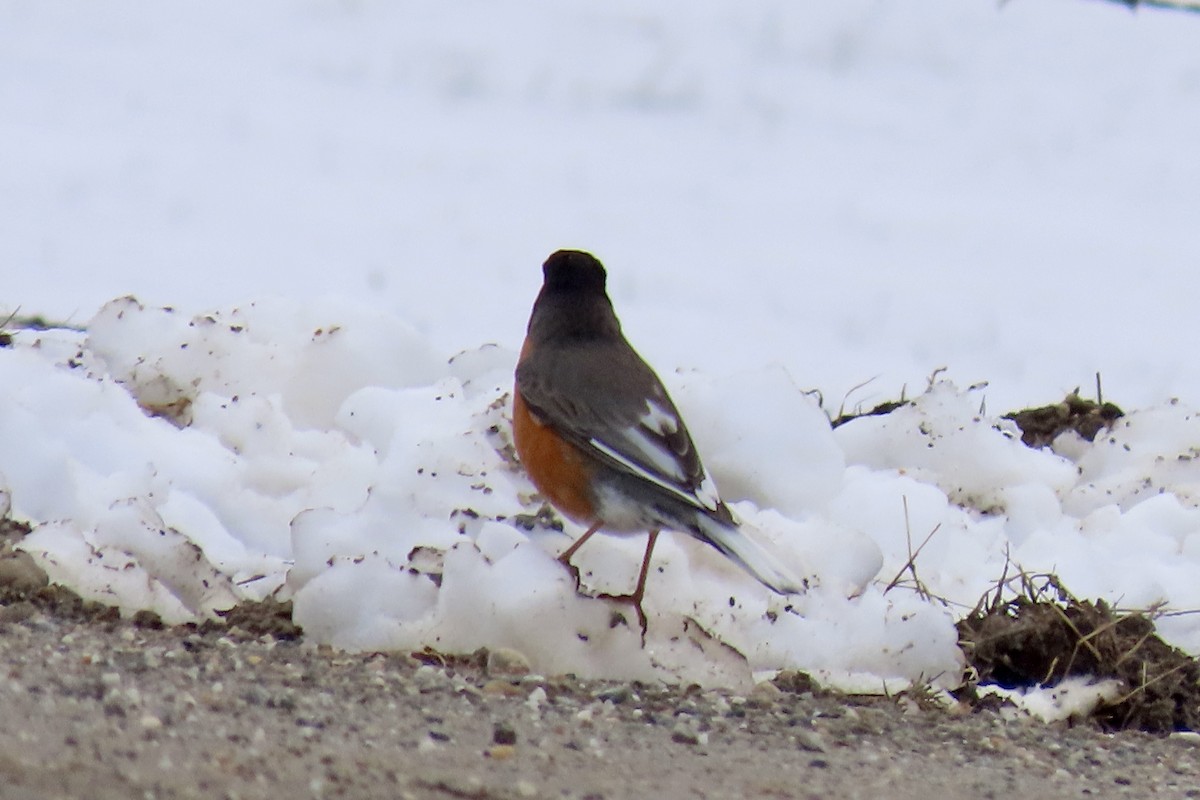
[541,249,608,295]
[526,249,620,343]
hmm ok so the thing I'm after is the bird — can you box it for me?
[512,249,804,638]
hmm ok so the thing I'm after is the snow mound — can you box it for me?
[5,299,1200,690]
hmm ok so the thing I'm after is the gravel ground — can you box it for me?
[1,589,1199,800]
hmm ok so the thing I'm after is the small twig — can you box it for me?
[1112,630,1155,669]
[0,310,86,333]
[836,375,881,420]
[1041,655,1061,686]
[1131,606,1200,619]
[990,545,1013,614]
[883,496,942,600]
[1109,661,1192,707]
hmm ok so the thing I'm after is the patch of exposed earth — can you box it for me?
[0,572,1198,798]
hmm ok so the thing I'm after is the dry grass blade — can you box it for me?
[882,496,942,601]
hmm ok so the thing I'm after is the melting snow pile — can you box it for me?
[4,298,1200,692]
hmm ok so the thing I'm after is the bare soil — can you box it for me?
[0,575,1198,799]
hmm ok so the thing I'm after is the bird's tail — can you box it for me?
[695,516,806,595]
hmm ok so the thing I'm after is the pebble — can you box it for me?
[0,550,49,592]
[481,679,524,697]
[486,744,517,760]
[671,723,700,745]
[594,685,632,704]
[493,722,518,745]
[486,647,531,677]
[795,729,827,753]
[749,681,782,705]
[0,602,35,623]
[526,687,547,710]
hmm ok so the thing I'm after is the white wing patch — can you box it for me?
[693,472,722,514]
[586,399,722,514]
[588,436,715,512]
[638,401,678,436]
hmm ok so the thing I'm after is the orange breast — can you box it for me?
[512,388,597,525]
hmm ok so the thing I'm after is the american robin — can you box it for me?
[513,249,804,637]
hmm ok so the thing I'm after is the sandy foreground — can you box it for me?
[0,580,1196,800]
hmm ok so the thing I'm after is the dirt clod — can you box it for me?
[0,517,32,546]
[1004,393,1124,448]
[209,597,303,640]
[958,574,1200,733]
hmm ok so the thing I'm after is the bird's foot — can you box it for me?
[557,553,585,591]
[594,589,649,647]
[558,545,649,646]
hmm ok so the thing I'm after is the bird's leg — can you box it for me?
[628,529,659,644]
[593,530,660,645]
[558,521,603,589]
[561,524,659,646]
[558,521,603,564]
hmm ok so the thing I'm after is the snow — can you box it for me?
[3,0,1200,692]
[982,677,1125,725]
